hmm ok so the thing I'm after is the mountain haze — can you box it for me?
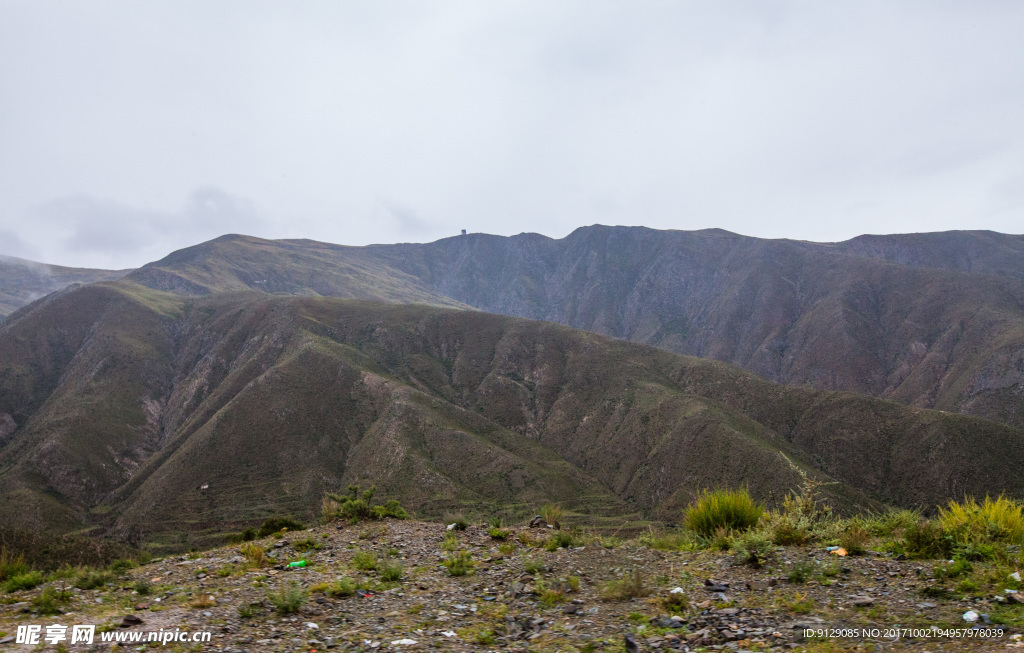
[0,254,128,320]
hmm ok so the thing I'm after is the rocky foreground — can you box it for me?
[1,520,1021,652]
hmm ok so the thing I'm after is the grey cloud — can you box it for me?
[27,188,264,267]
[0,1,1021,269]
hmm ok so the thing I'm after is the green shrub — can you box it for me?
[599,569,649,601]
[488,516,503,529]
[32,586,72,615]
[524,558,545,575]
[685,488,764,537]
[0,548,29,582]
[108,559,135,573]
[639,529,699,552]
[901,520,953,560]
[73,570,113,590]
[840,522,870,555]
[257,517,306,538]
[378,562,403,582]
[866,509,920,537]
[293,537,324,552]
[541,504,564,529]
[372,500,410,520]
[933,558,973,581]
[787,561,814,584]
[352,550,377,571]
[772,520,809,546]
[488,527,511,540]
[443,551,474,577]
[660,590,688,614]
[239,542,270,568]
[733,531,773,568]
[3,570,43,593]
[445,515,469,531]
[544,531,576,551]
[133,579,152,595]
[268,582,307,614]
[938,495,1024,545]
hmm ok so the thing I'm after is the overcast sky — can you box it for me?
[1,1,1022,269]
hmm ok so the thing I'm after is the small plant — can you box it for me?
[709,526,733,551]
[441,532,459,552]
[32,586,72,615]
[901,520,953,560]
[933,558,973,581]
[541,504,565,529]
[257,517,306,538]
[73,570,113,590]
[0,548,29,582]
[640,528,699,552]
[787,561,815,584]
[733,531,773,568]
[239,542,270,569]
[539,587,567,607]
[293,537,324,552]
[108,559,135,573]
[267,582,306,614]
[238,603,260,618]
[323,485,409,524]
[956,578,981,593]
[488,527,511,540]
[326,577,357,597]
[660,590,687,614]
[544,530,576,551]
[443,551,474,577]
[445,515,469,531]
[498,542,516,556]
[3,571,43,593]
[378,561,404,582]
[840,522,870,555]
[599,569,649,601]
[524,558,545,575]
[352,550,377,571]
[939,495,1024,546]
[684,488,764,537]
[488,516,503,528]
[778,591,815,613]
[772,520,809,546]
[133,579,152,595]
[189,594,217,609]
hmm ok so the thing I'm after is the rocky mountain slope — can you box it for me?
[1,281,1022,548]
[121,228,1024,431]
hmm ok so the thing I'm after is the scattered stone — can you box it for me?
[963,610,980,623]
[529,516,548,528]
[851,595,874,607]
[120,614,144,627]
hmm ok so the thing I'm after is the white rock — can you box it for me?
[440,631,456,637]
[1010,572,1021,582]
[670,587,685,594]
[446,523,456,531]
[305,622,319,630]
[391,639,418,646]
[963,610,979,623]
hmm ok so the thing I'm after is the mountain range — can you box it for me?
[0,226,1022,549]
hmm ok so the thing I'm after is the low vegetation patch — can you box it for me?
[599,569,649,601]
[684,488,764,537]
[267,582,306,614]
[322,485,410,524]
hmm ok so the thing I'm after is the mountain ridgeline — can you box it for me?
[1,282,1023,548]
[122,228,1024,430]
